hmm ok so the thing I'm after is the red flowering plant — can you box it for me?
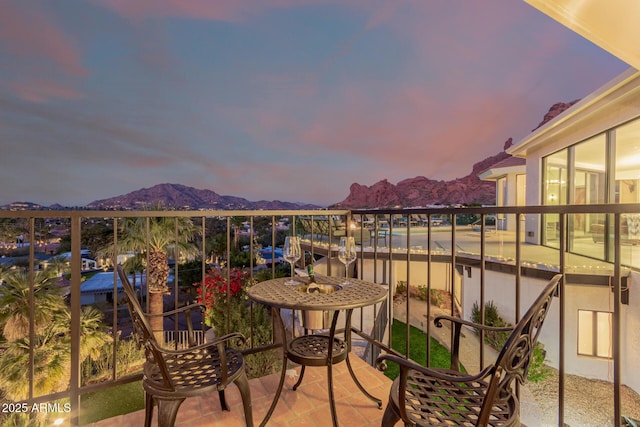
[194,268,254,333]
[194,267,278,378]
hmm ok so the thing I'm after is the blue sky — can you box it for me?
[0,1,628,207]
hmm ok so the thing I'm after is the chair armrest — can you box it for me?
[434,314,514,333]
[145,303,207,347]
[145,303,206,318]
[433,315,513,371]
[376,353,493,385]
[206,332,247,348]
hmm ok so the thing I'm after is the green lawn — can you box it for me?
[383,320,462,380]
[79,381,145,425]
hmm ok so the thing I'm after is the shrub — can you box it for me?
[471,300,511,350]
[395,281,407,296]
[82,336,145,384]
[431,289,444,307]
[471,300,550,382]
[527,343,552,382]
[416,285,428,301]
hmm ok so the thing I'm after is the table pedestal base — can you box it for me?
[258,307,382,427]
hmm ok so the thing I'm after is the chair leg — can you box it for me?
[219,390,229,411]
[234,371,254,427]
[144,392,153,427]
[293,365,306,390]
[155,397,185,427]
[381,401,401,427]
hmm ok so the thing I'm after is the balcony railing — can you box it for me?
[0,204,639,426]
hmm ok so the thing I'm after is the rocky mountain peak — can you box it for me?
[335,100,579,209]
[532,99,580,131]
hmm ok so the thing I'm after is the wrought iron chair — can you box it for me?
[377,274,562,426]
[117,266,254,427]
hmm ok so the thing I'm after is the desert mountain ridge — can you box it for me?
[1,184,322,211]
[85,183,322,210]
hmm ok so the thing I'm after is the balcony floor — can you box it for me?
[86,355,392,427]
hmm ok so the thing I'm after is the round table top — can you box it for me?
[247,275,388,311]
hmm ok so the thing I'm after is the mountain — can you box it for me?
[532,99,580,131]
[86,183,321,210]
[333,100,579,209]
[333,149,509,208]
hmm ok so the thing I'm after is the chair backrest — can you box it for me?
[479,274,562,424]
[117,265,175,391]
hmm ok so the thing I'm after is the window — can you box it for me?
[544,149,568,205]
[543,150,567,246]
[516,174,526,206]
[497,176,507,207]
[570,135,606,258]
[540,117,640,268]
[577,310,612,358]
[497,176,507,229]
[614,120,640,204]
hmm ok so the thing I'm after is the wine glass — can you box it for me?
[338,236,357,285]
[283,236,301,285]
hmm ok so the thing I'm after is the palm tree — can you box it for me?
[54,305,113,364]
[230,217,245,250]
[47,255,70,277]
[0,304,111,401]
[0,328,71,400]
[115,215,197,341]
[0,269,65,341]
[122,252,145,293]
[0,266,111,396]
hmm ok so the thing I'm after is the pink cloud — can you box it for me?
[0,2,87,78]
[95,0,367,23]
[289,81,531,181]
[95,0,275,23]
[121,153,173,169]
[9,79,83,104]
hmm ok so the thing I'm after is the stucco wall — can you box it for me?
[462,268,640,393]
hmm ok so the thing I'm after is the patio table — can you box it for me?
[247,275,388,427]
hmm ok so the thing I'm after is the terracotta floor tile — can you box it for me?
[90,355,392,427]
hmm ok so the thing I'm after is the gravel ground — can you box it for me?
[526,369,640,427]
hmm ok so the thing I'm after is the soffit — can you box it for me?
[524,0,640,70]
[508,68,640,157]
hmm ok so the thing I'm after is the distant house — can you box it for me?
[57,250,99,271]
[478,155,526,232]
[79,271,145,305]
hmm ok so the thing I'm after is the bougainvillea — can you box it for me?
[194,268,249,328]
[195,268,244,305]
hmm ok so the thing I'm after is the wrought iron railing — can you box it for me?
[0,204,638,426]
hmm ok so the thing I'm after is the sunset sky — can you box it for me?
[0,1,628,207]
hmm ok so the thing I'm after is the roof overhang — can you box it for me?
[479,164,526,181]
[524,0,640,71]
[508,68,640,157]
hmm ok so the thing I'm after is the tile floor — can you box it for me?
[86,355,392,427]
